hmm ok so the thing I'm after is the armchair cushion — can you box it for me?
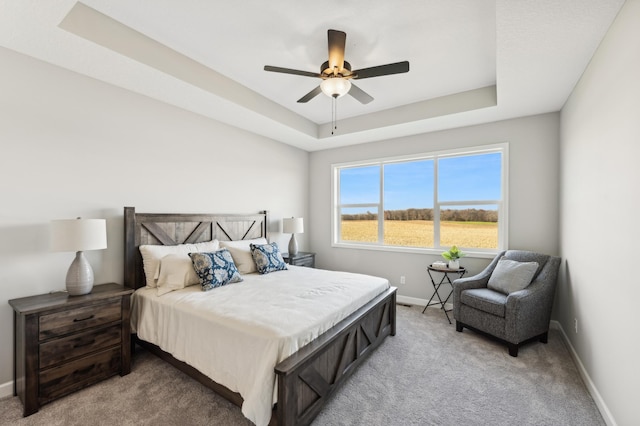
[487,259,539,295]
[460,288,507,317]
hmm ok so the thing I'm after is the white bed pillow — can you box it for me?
[156,254,200,296]
[139,240,219,288]
[487,259,539,295]
[219,238,268,274]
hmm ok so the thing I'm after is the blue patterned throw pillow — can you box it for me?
[188,249,243,291]
[250,242,288,274]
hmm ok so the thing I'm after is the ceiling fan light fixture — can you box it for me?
[320,78,351,98]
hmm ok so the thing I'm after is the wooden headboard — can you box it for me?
[123,206,268,290]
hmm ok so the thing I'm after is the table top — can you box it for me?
[282,251,315,259]
[428,264,466,273]
[8,283,132,314]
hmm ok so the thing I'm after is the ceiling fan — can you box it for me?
[264,29,410,105]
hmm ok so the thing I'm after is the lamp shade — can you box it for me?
[320,78,351,98]
[283,217,304,234]
[51,218,107,252]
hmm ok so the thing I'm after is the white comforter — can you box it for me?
[131,265,389,426]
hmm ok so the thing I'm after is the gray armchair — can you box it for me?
[452,250,560,357]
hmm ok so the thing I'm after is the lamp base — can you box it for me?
[288,234,299,256]
[66,251,94,296]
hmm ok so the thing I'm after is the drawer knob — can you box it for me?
[73,314,95,323]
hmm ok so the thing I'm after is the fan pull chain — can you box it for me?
[331,95,338,135]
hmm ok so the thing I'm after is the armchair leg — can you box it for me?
[508,343,518,357]
[456,321,464,332]
[540,332,548,344]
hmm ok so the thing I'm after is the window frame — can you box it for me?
[331,143,509,258]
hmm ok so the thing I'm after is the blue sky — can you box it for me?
[340,153,502,210]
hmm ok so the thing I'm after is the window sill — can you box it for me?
[331,242,500,259]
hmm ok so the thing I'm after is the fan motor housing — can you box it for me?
[321,60,352,77]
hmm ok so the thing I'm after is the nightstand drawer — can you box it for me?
[283,252,316,268]
[39,324,122,369]
[39,346,121,402]
[294,256,315,267]
[39,298,121,340]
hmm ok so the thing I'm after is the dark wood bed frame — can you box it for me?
[123,207,397,426]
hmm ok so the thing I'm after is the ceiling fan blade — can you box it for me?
[348,83,374,104]
[353,61,410,80]
[327,29,346,72]
[264,65,321,78]
[297,86,323,103]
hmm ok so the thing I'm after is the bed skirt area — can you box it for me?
[133,286,396,426]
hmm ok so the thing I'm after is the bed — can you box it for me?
[123,207,397,426]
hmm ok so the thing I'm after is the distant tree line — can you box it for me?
[342,208,498,223]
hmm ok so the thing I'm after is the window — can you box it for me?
[332,144,507,254]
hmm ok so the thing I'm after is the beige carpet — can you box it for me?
[0,305,604,425]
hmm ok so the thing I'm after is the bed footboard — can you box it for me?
[275,286,397,426]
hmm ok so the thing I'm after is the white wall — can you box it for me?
[309,113,560,302]
[0,47,309,389]
[559,1,640,425]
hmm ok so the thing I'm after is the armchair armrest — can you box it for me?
[505,256,561,342]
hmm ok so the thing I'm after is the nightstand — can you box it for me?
[9,283,133,417]
[282,252,316,268]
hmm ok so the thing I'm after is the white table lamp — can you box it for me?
[283,217,304,256]
[51,218,107,296]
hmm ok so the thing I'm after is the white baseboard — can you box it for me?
[396,295,453,311]
[550,320,617,426]
[0,380,13,399]
[396,295,426,306]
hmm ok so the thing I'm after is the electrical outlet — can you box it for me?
[574,318,578,333]
[400,276,406,285]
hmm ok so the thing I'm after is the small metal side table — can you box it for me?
[422,265,466,324]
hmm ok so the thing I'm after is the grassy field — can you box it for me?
[341,220,498,249]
